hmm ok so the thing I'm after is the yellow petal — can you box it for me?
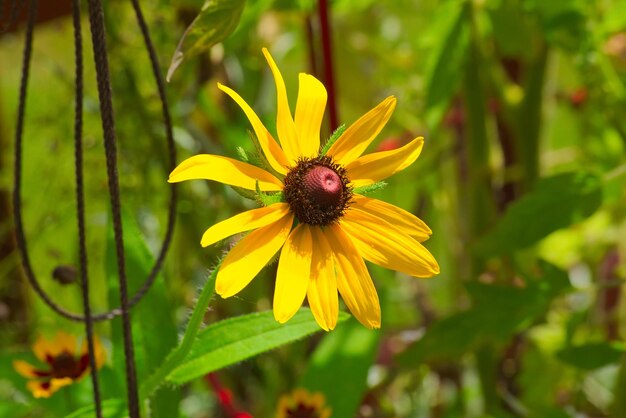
[33,332,76,363]
[216,213,294,298]
[201,203,290,247]
[26,378,72,398]
[27,380,53,398]
[326,96,396,166]
[352,195,432,242]
[263,48,299,165]
[51,377,74,388]
[324,224,381,329]
[217,82,290,174]
[168,154,282,191]
[274,224,312,323]
[295,73,327,158]
[33,336,54,363]
[80,335,106,370]
[13,360,46,378]
[341,208,439,277]
[54,332,77,355]
[306,228,338,331]
[347,136,424,187]
[277,397,290,418]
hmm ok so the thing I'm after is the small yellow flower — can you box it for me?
[169,48,439,330]
[13,332,106,398]
[277,388,332,418]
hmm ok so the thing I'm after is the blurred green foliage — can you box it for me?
[1,0,626,417]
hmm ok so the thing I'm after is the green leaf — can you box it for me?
[487,0,534,59]
[64,399,126,418]
[399,261,571,367]
[167,309,349,384]
[477,172,602,255]
[397,311,483,367]
[167,0,246,81]
[300,318,380,418]
[105,211,180,414]
[423,0,469,129]
[556,342,626,370]
[525,0,587,50]
[0,401,29,418]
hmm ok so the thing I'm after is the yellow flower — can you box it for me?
[13,332,106,398]
[277,388,332,418]
[169,48,439,330]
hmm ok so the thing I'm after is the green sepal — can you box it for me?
[247,131,284,179]
[320,124,346,156]
[353,181,388,195]
[255,180,284,206]
[230,185,258,201]
[236,146,249,163]
[257,192,284,206]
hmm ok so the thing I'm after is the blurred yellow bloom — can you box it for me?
[169,48,439,330]
[277,388,331,418]
[13,332,105,398]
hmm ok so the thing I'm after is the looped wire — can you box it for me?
[13,0,177,415]
[71,0,102,415]
[13,0,177,324]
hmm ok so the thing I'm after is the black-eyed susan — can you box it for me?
[169,48,439,330]
[13,332,105,398]
[277,388,331,418]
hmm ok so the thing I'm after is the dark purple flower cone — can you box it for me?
[303,166,342,207]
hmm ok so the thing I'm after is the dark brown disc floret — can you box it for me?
[50,352,85,379]
[283,156,352,226]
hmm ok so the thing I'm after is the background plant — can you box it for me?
[0,0,625,417]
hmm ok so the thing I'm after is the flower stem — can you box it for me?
[139,264,219,400]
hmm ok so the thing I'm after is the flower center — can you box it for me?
[285,403,323,418]
[303,166,342,207]
[283,156,352,226]
[50,352,82,379]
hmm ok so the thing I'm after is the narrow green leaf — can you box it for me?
[64,399,126,418]
[105,211,180,414]
[423,0,469,129]
[167,0,246,82]
[300,318,380,418]
[0,401,29,418]
[477,172,602,255]
[399,261,571,368]
[397,311,482,367]
[167,309,349,384]
[556,342,626,370]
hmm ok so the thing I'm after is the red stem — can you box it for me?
[205,373,252,418]
[317,0,338,131]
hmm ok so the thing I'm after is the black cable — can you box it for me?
[12,0,178,323]
[71,0,102,416]
[84,0,139,415]
[13,1,178,414]
[127,0,178,320]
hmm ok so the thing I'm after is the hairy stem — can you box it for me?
[139,265,219,400]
